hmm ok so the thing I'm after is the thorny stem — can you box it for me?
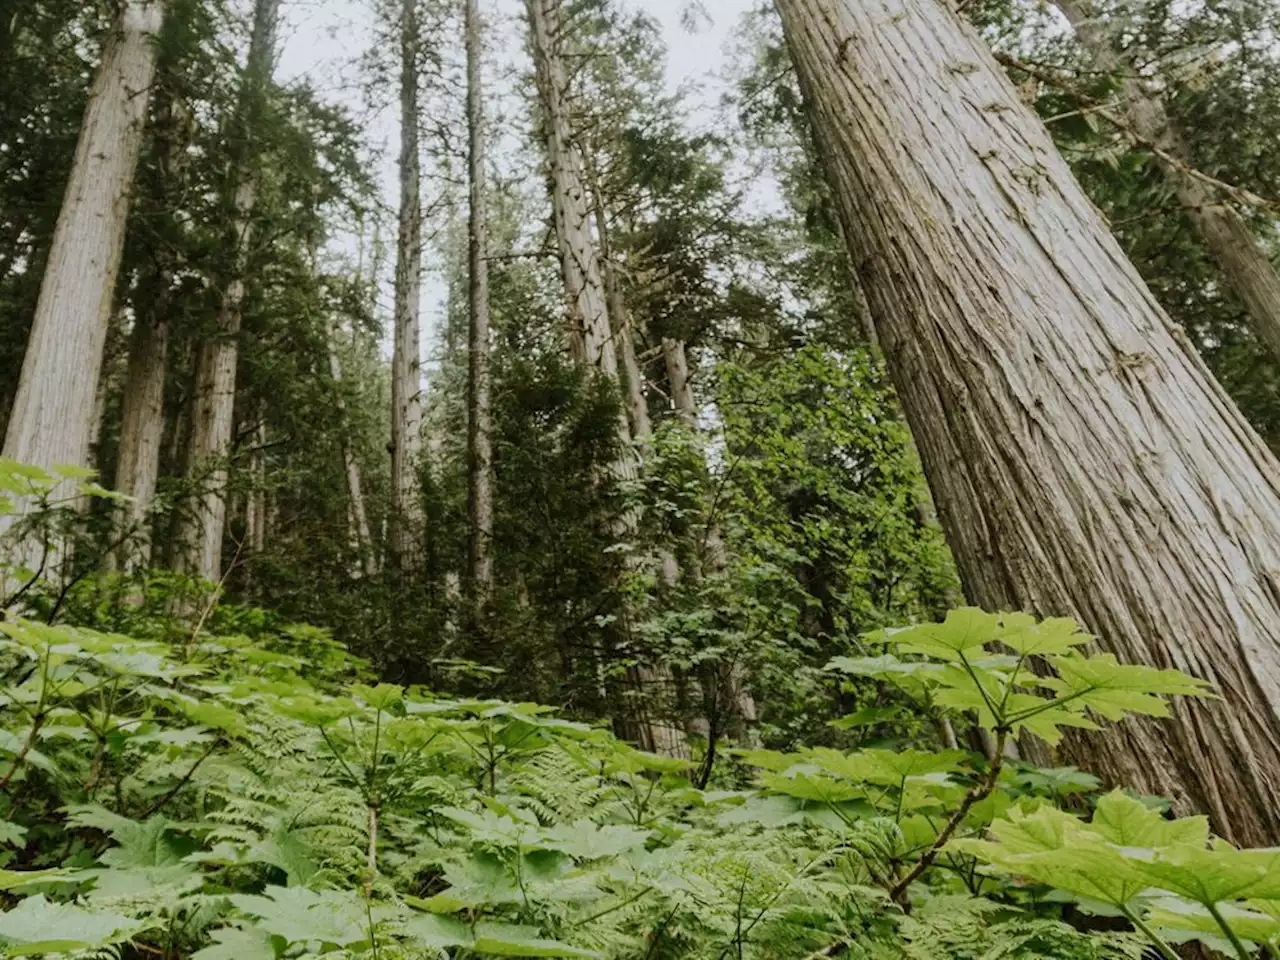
[888,727,1008,906]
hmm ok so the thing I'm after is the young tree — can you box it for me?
[1055,0,1280,366]
[389,0,426,574]
[2,0,165,478]
[465,0,494,608]
[777,0,1280,845]
[177,0,281,581]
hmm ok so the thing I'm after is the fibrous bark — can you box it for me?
[465,0,494,607]
[389,0,425,573]
[115,88,186,570]
[3,0,164,479]
[178,0,280,581]
[778,0,1280,844]
[1054,0,1280,368]
[527,0,685,758]
[327,326,377,579]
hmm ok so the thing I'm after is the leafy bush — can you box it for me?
[0,601,1269,958]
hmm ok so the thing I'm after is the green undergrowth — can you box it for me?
[0,604,1275,959]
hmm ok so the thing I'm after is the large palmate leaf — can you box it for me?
[1038,655,1215,722]
[0,896,146,955]
[1130,842,1280,905]
[191,926,280,960]
[539,821,649,860]
[402,913,597,958]
[951,804,1151,908]
[227,887,369,947]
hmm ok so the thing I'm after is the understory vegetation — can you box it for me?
[6,0,1280,955]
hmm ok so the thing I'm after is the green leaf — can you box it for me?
[0,896,144,954]
[1147,897,1280,945]
[1130,841,1280,905]
[192,926,280,960]
[539,822,649,860]
[0,870,68,893]
[472,923,598,958]
[951,805,1150,907]
[401,913,473,948]
[227,887,368,947]
[1041,654,1215,722]
[890,608,1001,661]
[1089,790,1209,848]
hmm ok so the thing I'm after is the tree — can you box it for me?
[525,0,687,757]
[465,0,494,611]
[1053,0,1280,368]
[777,0,1280,845]
[2,0,165,483]
[389,0,425,574]
[177,0,281,582]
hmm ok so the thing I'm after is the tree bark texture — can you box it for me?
[115,88,185,570]
[778,0,1280,845]
[466,0,495,604]
[327,327,377,579]
[178,0,280,582]
[527,0,687,758]
[390,0,425,573]
[1054,0,1280,368]
[2,0,164,477]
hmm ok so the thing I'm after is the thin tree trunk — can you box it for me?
[779,0,1280,845]
[662,337,697,430]
[465,0,494,609]
[327,326,377,578]
[662,336,758,740]
[587,162,653,443]
[390,0,425,574]
[245,412,266,555]
[115,89,184,571]
[178,0,280,582]
[2,0,164,479]
[527,0,687,759]
[1054,0,1280,365]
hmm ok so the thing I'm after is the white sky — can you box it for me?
[272,0,761,364]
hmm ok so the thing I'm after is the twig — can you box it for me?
[140,738,220,818]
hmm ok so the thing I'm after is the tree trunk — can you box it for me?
[2,0,164,478]
[177,0,280,582]
[778,0,1280,845]
[1054,0,1280,367]
[465,0,494,608]
[527,0,688,759]
[115,89,185,571]
[389,0,425,574]
[327,326,377,579]
[245,412,267,556]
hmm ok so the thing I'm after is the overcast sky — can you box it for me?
[272,0,761,362]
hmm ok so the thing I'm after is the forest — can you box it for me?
[2,0,1280,955]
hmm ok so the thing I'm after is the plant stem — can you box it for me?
[888,727,1007,905]
[0,713,44,792]
[1119,904,1182,960]
[364,803,379,899]
[1206,901,1254,960]
[140,738,219,817]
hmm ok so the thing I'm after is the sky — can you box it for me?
[271,0,763,362]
